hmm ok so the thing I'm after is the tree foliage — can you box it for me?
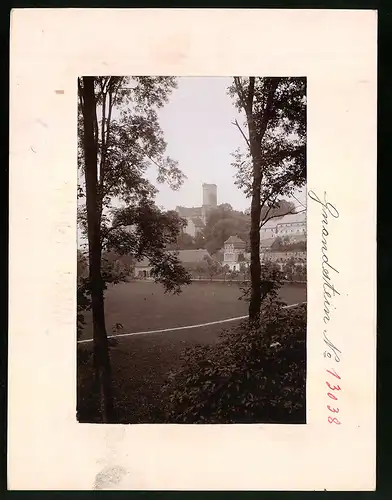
[77,249,88,278]
[271,236,306,252]
[201,204,249,254]
[238,252,245,262]
[282,258,306,281]
[165,231,196,251]
[77,76,193,299]
[229,77,306,218]
[203,254,222,280]
[77,250,92,340]
[239,260,284,305]
[78,76,191,293]
[228,77,306,323]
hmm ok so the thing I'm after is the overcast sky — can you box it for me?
[149,77,248,211]
[148,77,306,212]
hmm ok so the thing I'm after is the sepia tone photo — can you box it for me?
[9,8,377,490]
[77,76,307,425]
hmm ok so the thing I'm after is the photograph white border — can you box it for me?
[9,8,377,490]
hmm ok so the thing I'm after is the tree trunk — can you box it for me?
[81,76,114,423]
[248,168,262,324]
[238,77,281,325]
[248,132,262,325]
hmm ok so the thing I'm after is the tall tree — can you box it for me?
[79,76,114,422]
[229,77,306,324]
[78,76,191,422]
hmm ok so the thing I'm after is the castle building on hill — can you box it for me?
[176,183,217,237]
[260,211,307,241]
[259,211,307,273]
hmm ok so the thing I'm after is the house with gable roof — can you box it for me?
[223,235,248,271]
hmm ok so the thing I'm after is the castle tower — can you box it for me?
[202,183,217,209]
[201,183,217,224]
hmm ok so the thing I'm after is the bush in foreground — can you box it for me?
[162,299,306,424]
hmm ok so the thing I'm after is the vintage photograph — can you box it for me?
[77,76,307,425]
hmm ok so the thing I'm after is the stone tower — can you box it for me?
[201,183,217,224]
[202,183,217,209]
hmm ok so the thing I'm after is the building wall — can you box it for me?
[201,206,207,224]
[276,221,306,237]
[260,212,307,241]
[260,221,306,240]
[260,226,277,239]
[185,218,196,237]
[223,243,236,264]
[223,243,248,271]
[223,247,241,271]
[183,218,204,237]
[134,266,153,278]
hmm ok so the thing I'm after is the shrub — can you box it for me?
[162,298,306,424]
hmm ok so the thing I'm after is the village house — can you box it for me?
[133,257,153,279]
[223,235,248,272]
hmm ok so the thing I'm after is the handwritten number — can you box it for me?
[327,392,338,401]
[326,381,341,391]
[328,416,341,425]
[327,405,339,413]
[326,368,341,380]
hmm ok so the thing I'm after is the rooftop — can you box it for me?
[135,249,211,267]
[174,249,211,263]
[261,211,306,229]
[134,257,151,267]
[276,211,306,225]
[260,238,275,249]
[176,206,203,218]
[224,235,246,246]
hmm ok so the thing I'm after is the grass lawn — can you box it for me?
[77,280,306,423]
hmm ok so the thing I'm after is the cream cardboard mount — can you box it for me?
[8,8,377,491]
